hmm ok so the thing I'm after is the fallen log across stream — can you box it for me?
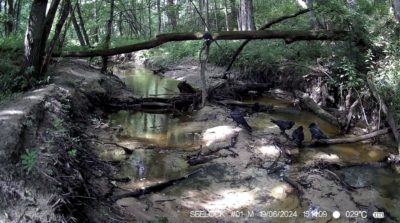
[54,30,349,58]
[111,168,203,202]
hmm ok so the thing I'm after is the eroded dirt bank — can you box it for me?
[0,59,137,222]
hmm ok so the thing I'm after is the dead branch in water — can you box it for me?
[294,90,340,127]
[310,128,392,146]
[111,168,203,201]
[89,139,133,155]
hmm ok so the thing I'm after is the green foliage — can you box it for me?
[21,149,38,174]
[68,149,77,157]
[53,117,66,134]
[336,57,363,89]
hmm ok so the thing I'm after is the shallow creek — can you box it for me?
[101,67,400,222]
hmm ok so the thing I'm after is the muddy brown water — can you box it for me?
[105,68,400,222]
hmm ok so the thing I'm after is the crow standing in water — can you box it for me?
[230,108,252,132]
[270,119,295,134]
[292,126,304,147]
[309,123,328,140]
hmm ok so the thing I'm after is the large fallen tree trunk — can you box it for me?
[310,128,392,146]
[53,30,348,57]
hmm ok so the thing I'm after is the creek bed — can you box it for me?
[104,66,400,222]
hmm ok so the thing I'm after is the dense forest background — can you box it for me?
[1,0,400,129]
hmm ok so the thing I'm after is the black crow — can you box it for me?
[292,126,304,147]
[230,108,252,132]
[271,119,295,133]
[309,123,328,140]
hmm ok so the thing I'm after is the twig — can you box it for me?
[89,139,132,154]
[111,168,203,201]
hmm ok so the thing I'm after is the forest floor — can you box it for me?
[0,58,398,222]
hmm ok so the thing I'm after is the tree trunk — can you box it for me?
[118,12,123,36]
[223,0,230,31]
[24,0,48,76]
[71,10,86,47]
[166,0,177,30]
[239,0,255,31]
[157,0,161,33]
[229,0,238,30]
[13,0,21,34]
[101,0,114,73]
[394,0,400,22]
[305,0,321,29]
[213,0,219,31]
[205,0,210,31]
[76,0,91,47]
[93,2,100,43]
[5,0,13,35]
[41,0,71,73]
[148,0,152,37]
[40,0,61,61]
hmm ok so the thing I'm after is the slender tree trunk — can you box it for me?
[205,0,210,31]
[24,0,48,76]
[239,0,255,31]
[13,0,21,33]
[229,0,238,30]
[157,0,161,33]
[224,0,230,31]
[71,10,86,47]
[41,0,71,73]
[394,0,400,22]
[58,8,73,51]
[118,12,123,36]
[213,0,219,31]
[76,0,91,47]
[41,0,62,58]
[148,0,152,38]
[5,0,13,36]
[93,1,100,43]
[305,0,321,29]
[166,0,177,30]
[101,0,115,73]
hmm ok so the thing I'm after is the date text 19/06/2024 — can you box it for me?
[189,210,374,219]
[190,210,301,218]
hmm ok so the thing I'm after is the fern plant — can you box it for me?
[21,149,38,174]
